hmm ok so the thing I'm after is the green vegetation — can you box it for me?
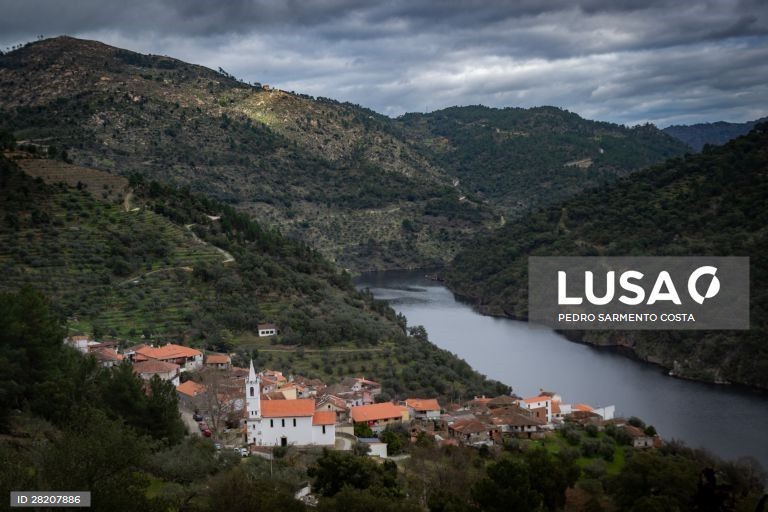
[400,105,689,213]
[0,37,690,271]
[1,289,763,510]
[664,116,767,151]
[0,153,508,401]
[448,124,768,388]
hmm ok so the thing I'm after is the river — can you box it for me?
[356,270,768,468]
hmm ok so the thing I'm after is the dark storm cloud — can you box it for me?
[2,0,767,125]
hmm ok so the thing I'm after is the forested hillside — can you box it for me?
[664,117,767,151]
[0,37,687,270]
[0,150,509,400]
[447,125,768,388]
[399,105,688,213]
[0,36,494,271]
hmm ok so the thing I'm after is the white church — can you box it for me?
[246,361,336,447]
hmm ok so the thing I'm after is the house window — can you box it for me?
[270,419,274,428]
[322,426,326,434]
[281,419,285,427]
[250,387,255,397]
[293,418,297,427]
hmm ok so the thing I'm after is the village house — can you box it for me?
[176,379,206,409]
[315,394,350,421]
[130,343,203,371]
[405,398,442,420]
[257,323,278,337]
[622,424,659,449]
[487,408,546,437]
[133,359,180,386]
[204,353,231,370]
[89,347,124,368]
[64,334,100,354]
[340,377,382,397]
[350,402,409,434]
[448,418,495,445]
[245,362,335,447]
[516,395,553,423]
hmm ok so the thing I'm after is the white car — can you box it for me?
[239,448,249,457]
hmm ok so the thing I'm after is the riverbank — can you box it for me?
[442,277,766,392]
[357,269,768,467]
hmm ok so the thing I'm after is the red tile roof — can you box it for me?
[176,380,206,397]
[573,403,593,412]
[522,395,552,404]
[261,399,316,417]
[350,403,408,423]
[136,343,201,361]
[90,347,123,362]
[405,398,441,411]
[205,353,231,364]
[312,411,336,425]
[133,359,180,375]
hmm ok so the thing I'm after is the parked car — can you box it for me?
[239,448,249,457]
[193,413,204,422]
[214,443,222,451]
[202,429,212,438]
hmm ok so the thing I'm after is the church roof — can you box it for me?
[312,411,336,425]
[261,399,316,417]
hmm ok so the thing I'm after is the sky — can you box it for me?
[2,0,767,127]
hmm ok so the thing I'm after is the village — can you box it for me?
[65,328,662,461]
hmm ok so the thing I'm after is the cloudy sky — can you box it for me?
[2,0,767,126]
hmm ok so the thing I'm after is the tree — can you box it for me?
[206,467,304,512]
[145,375,186,444]
[40,409,154,512]
[471,456,542,512]
[318,487,421,512]
[611,451,698,511]
[0,287,66,429]
[308,450,400,498]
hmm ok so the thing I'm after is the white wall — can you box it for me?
[312,423,335,446]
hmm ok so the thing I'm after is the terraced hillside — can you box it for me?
[0,37,688,270]
[0,155,226,338]
[0,36,494,271]
[0,152,509,399]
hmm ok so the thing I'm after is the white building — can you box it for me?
[257,324,278,337]
[517,395,553,423]
[245,361,335,447]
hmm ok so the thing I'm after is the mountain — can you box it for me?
[0,36,688,270]
[446,124,768,389]
[663,117,768,152]
[399,105,689,213]
[0,149,509,400]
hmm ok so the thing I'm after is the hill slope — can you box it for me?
[0,36,494,271]
[663,117,768,152]
[0,151,509,399]
[446,125,768,388]
[399,105,689,213]
[1,37,688,270]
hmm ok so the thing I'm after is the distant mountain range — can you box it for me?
[0,36,688,270]
[663,117,768,152]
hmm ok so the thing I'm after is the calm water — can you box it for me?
[357,270,768,468]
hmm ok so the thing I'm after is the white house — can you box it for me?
[64,335,92,354]
[257,324,278,337]
[245,361,335,447]
[517,395,553,423]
